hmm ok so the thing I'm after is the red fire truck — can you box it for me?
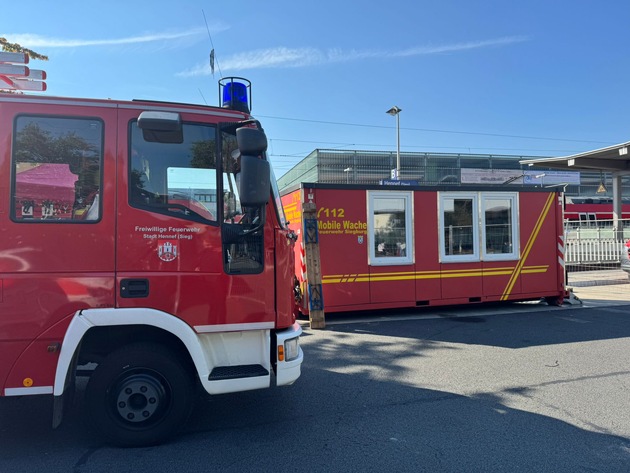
[0,78,303,446]
[282,183,566,314]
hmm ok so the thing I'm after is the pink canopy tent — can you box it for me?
[15,163,77,218]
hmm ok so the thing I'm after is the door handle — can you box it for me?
[120,278,150,298]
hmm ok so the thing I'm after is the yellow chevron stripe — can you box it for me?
[322,267,510,280]
[520,265,549,274]
[320,264,549,284]
[500,192,555,301]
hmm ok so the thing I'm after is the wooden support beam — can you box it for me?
[301,201,325,329]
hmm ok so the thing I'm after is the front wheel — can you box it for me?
[85,342,194,447]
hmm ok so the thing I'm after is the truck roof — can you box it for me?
[0,92,249,120]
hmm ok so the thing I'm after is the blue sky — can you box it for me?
[3,0,630,177]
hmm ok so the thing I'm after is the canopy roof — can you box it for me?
[521,141,630,231]
[521,141,630,174]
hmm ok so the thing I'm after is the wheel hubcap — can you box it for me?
[114,373,166,423]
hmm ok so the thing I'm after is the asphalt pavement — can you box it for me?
[0,270,628,472]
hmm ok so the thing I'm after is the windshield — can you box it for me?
[269,160,287,228]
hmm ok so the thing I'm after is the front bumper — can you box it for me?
[275,322,304,386]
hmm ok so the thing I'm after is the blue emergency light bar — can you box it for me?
[219,77,251,113]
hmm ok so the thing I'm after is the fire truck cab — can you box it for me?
[0,79,303,446]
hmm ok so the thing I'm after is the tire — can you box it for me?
[545,296,563,306]
[85,342,194,447]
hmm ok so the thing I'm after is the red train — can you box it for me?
[564,196,630,223]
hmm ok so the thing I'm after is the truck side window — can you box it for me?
[128,121,218,223]
[11,116,103,222]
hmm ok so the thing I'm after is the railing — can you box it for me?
[564,219,630,270]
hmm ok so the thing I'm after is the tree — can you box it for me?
[1,38,48,93]
[14,121,99,168]
[190,139,217,169]
[0,37,48,61]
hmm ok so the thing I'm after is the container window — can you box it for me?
[368,190,413,266]
[481,193,519,261]
[439,192,520,263]
[439,192,479,262]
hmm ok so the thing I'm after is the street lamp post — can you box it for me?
[343,167,352,184]
[386,106,402,179]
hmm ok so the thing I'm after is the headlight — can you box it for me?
[284,337,300,362]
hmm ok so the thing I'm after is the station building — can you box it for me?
[277,149,630,199]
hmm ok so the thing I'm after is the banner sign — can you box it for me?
[461,168,580,186]
[380,180,419,186]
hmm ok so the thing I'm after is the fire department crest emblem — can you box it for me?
[358,236,364,244]
[158,240,178,262]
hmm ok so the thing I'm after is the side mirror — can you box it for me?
[236,127,267,155]
[138,111,183,143]
[239,155,270,206]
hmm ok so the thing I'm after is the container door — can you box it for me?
[316,188,371,311]
[367,190,415,307]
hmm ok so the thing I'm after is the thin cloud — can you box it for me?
[394,36,529,56]
[2,27,218,48]
[178,47,324,77]
[178,36,529,77]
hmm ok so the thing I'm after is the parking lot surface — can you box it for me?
[1,273,629,472]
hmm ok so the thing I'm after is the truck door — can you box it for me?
[0,102,117,388]
[115,110,275,328]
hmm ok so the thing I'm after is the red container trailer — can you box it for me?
[282,183,566,314]
[0,79,303,446]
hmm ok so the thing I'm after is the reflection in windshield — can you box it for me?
[222,134,243,222]
[167,167,217,219]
